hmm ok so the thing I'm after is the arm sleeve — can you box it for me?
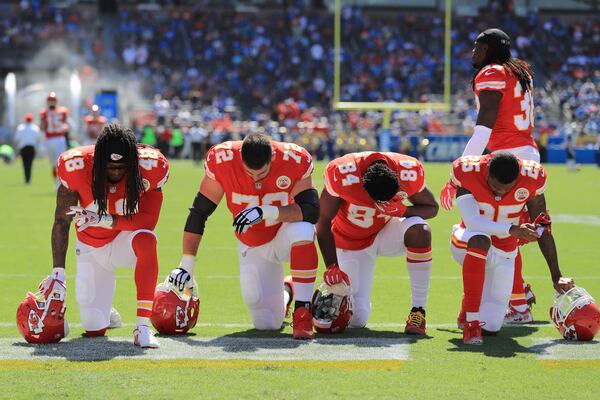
[114,189,163,231]
[456,194,512,236]
[462,125,492,156]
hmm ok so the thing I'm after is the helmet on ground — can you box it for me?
[311,282,353,334]
[151,278,200,334]
[550,286,600,341]
[16,279,68,344]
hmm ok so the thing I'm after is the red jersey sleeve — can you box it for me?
[475,65,508,94]
[56,148,90,192]
[282,142,314,181]
[450,156,483,190]
[393,156,425,197]
[138,147,169,191]
[520,160,547,199]
[203,142,235,183]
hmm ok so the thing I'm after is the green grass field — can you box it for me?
[1,159,599,399]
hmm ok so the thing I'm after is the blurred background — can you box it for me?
[0,0,599,165]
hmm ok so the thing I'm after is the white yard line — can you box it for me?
[531,338,600,360]
[0,336,411,361]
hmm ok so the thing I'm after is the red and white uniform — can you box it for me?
[450,155,546,254]
[41,106,70,168]
[84,115,107,144]
[450,155,546,331]
[204,141,313,248]
[475,65,537,155]
[324,152,431,328]
[57,145,169,248]
[204,140,316,330]
[56,145,168,331]
[324,152,425,251]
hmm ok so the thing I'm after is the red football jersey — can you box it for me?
[324,152,426,251]
[57,145,169,247]
[474,64,537,151]
[204,141,314,247]
[451,155,546,252]
[40,107,69,138]
[85,115,107,141]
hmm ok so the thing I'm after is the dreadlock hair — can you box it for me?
[488,153,520,184]
[92,123,144,218]
[362,162,399,202]
[241,133,272,170]
[472,31,534,95]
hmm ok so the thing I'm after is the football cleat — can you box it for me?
[133,325,160,348]
[404,308,427,335]
[551,286,600,341]
[504,306,533,325]
[463,320,483,345]
[108,307,122,329]
[151,277,200,335]
[311,282,352,334]
[284,275,294,318]
[292,307,314,340]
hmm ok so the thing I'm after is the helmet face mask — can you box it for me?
[311,282,353,334]
[550,286,600,341]
[151,278,200,334]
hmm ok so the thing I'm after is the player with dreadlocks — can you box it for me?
[439,28,542,327]
[39,123,169,347]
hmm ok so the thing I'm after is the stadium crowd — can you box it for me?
[1,1,599,159]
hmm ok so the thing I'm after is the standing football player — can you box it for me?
[316,151,438,334]
[84,104,107,145]
[47,123,169,347]
[40,92,69,180]
[450,153,573,344]
[439,29,539,323]
[170,134,319,339]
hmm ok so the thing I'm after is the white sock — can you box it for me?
[466,312,480,322]
[137,317,150,327]
[293,282,314,303]
[407,261,432,309]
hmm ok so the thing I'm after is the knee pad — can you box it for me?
[75,264,96,306]
[286,221,315,244]
[240,264,261,308]
[349,298,371,328]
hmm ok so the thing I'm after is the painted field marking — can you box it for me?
[531,338,600,360]
[0,336,411,362]
[553,214,600,227]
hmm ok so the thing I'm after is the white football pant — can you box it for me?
[75,229,155,331]
[492,145,540,163]
[238,221,314,330]
[450,225,517,332]
[45,136,68,168]
[336,216,428,328]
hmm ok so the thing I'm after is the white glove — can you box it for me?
[39,268,67,301]
[67,206,113,232]
[169,255,195,291]
[232,205,279,234]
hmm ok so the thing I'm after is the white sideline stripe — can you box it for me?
[0,337,411,361]
[553,214,600,226]
[0,322,553,329]
[531,338,600,360]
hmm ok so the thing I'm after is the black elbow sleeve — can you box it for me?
[294,188,320,224]
[184,193,218,234]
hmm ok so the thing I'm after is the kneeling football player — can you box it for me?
[316,151,438,335]
[42,124,169,348]
[450,153,573,345]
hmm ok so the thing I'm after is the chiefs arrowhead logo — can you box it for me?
[514,188,530,202]
[276,176,291,190]
[175,305,189,328]
[28,310,44,334]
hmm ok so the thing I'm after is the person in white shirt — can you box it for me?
[14,113,42,184]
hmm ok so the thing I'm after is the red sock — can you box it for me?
[462,247,488,316]
[290,242,318,303]
[510,250,528,308]
[132,232,158,320]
